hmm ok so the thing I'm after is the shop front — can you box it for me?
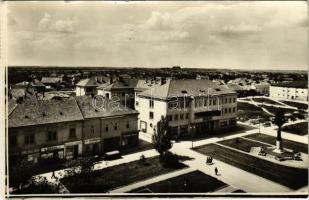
[21,148,40,163]
[121,131,139,149]
[65,140,82,160]
[40,144,64,162]
[84,137,101,156]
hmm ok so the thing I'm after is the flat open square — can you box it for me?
[218,137,271,152]
[244,133,308,153]
[60,156,187,193]
[194,143,308,190]
[130,170,228,193]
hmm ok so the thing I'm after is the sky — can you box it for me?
[6,1,308,70]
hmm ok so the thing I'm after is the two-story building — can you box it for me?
[8,96,139,163]
[8,98,84,163]
[75,96,139,155]
[135,79,237,138]
[96,77,138,109]
[269,81,308,101]
[75,76,109,96]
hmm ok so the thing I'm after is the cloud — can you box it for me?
[50,18,78,33]
[38,13,78,33]
[38,13,52,31]
[221,23,262,35]
[143,11,174,30]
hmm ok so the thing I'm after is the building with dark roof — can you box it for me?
[136,79,238,137]
[270,81,308,101]
[96,77,138,109]
[8,96,139,163]
[75,76,114,96]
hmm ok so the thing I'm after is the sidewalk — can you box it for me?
[170,145,292,193]
[110,167,194,193]
[36,149,159,188]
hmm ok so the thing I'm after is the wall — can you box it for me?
[270,86,308,101]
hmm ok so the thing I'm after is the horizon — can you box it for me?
[6,1,308,70]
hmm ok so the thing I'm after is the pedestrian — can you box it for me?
[51,170,56,179]
[215,167,218,175]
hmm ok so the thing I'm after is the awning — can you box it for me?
[195,110,221,118]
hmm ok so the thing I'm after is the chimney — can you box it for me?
[161,78,166,85]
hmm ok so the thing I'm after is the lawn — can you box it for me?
[282,122,308,136]
[130,170,227,193]
[61,156,188,193]
[244,133,308,153]
[194,143,308,190]
[260,105,304,116]
[11,183,56,194]
[237,102,271,121]
[218,137,271,153]
[251,97,282,105]
[280,100,308,110]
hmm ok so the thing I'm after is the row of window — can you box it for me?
[166,113,189,122]
[282,90,305,93]
[10,122,131,146]
[104,122,130,132]
[222,107,236,114]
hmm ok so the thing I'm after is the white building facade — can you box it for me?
[135,80,237,138]
[269,82,308,101]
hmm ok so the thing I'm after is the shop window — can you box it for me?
[69,128,76,138]
[220,121,228,127]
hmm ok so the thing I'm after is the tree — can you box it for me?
[152,116,172,159]
[10,159,35,190]
[272,110,287,151]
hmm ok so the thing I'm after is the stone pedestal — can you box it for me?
[274,140,284,153]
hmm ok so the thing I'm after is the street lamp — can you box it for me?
[189,124,195,149]
[258,116,261,133]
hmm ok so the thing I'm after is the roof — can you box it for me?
[11,88,26,98]
[8,99,18,116]
[138,79,236,100]
[135,79,162,92]
[76,76,111,87]
[271,81,308,89]
[9,98,84,128]
[75,96,138,119]
[31,79,45,87]
[97,78,138,90]
[41,77,63,84]
[227,83,245,91]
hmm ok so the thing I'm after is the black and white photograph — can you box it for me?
[2,0,308,198]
